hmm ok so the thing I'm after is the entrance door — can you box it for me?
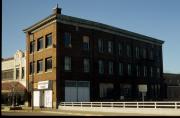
[65,81,90,102]
[44,90,52,107]
[40,91,44,108]
[33,91,40,107]
[65,87,77,102]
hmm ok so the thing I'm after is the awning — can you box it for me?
[2,81,27,93]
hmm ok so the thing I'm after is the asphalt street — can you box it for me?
[1,110,158,116]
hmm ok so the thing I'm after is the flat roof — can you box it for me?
[23,11,164,44]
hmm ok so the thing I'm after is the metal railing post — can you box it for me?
[81,102,82,107]
[111,102,113,108]
[137,102,139,108]
[175,102,177,109]
[91,102,92,108]
[101,102,102,108]
[155,102,156,108]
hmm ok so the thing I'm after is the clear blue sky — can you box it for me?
[2,0,180,74]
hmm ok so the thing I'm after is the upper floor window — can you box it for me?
[108,41,113,53]
[127,64,132,76]
[150,67,153,77]
[127,45,132,57]
[37,37,43,51]
[136,65,140,77]
[135,47,140,58]
[150,50,153,60]
[143,48,147,59]
[83,58,90,73]
[37,59,43,73]
[119,63,123,75]
[64,32,72,48]
[143,66,147,77]
[108,61,113,75]
[157,68,160,78]
[30,62,35,74]
[98,60,104,74]
[22,67,24,79]
[16,68,19,79]
[45,57,52,71]
[118,43,123,56]
[30,41,35,53]
[45,33,52,48]
[64,56,71,71]
[98,39,104,53]
[83,36,90,50]
[2,69,13,80]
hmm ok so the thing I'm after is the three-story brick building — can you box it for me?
[23,6,165,109]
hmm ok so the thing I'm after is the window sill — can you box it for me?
[45,70,52,73]
[46,46,52,49]
[37,49,43,53]
[37,72,43,75]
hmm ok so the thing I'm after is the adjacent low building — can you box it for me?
[164,73,180,101]
[23,6,165,109]
[1,50,27,106]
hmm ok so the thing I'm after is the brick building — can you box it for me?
[23,6,165,109]
[164,73,180,101]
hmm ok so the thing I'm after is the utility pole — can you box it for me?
[32,35,34,110]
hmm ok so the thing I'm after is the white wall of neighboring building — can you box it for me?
[2,50,26,87]
[2,59,14,71]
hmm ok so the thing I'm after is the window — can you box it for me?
[135,47,140,58]
[157,68,160,78]
[108,41,113,53]
[83,58,90,72]
[143,48,147,59]
[98,60,104,74]
[30,62,35,74]
[119,63,123,75]
[37,37,43,51]
[45,57,52,71]
[64,56,71,71]
[127,45,131,57]
[127,64,131,75]
[143,66,147,77]
[22,67,24,79]
[118,43,123,56]
[150,67,153,77]
[64,32,71,48]
[46,33,52,48]
[150,50,153,60]
[83,36,90,50]
[108,61,113,75]
[2,69,13,80]
[98,39,104,53]
[136,65,140,77]
[16,68,19,79]
[37,60,43,73]
[30,41,35,53]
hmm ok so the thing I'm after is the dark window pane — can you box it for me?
[46,34,52,48]
[63,32,71,48]
[37,37,43,51]
[45,57,52,71]
[37,60,43,73]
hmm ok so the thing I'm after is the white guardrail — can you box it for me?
[59,101,180,109]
